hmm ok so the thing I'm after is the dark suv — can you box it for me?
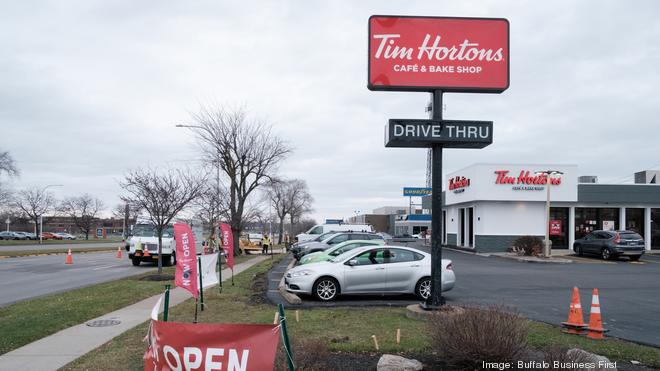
[573,230,645,261]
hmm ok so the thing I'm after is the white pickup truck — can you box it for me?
[127,222,204,266]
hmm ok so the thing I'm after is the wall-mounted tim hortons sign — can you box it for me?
[368,15,509,93]
[385,119,493,148]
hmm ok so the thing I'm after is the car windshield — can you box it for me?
[132,224,174,238]
[314,232,336,241]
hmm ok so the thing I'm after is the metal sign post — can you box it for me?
[426,90,444,309]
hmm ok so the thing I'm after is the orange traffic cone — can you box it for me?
[561,287,586,334]
[116,246,123,259]
[586,288,608,339]
[65,249,73,265]
[143,247,150,257]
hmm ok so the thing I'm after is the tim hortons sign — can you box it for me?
[368,15,509,93]
[448,176,470,193]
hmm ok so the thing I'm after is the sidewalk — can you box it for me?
[0,255,268,371]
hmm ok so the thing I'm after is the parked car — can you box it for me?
[40,232,62,240]
[16,232,38,240]
[299,239,385,265]
[296,223,374,242]
[54,232,77,240]
[290,231,339,252]
[573,230,645,261]
[285,245,455,301]
[0,231,25,240]
[294,232,384,260]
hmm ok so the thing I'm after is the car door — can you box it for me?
[383,248,421,292]
[342,248,387,293]
[582,233,597,253]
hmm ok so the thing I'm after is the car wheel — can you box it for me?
[629,255,641,261]
[574,245,583,257]
[415,277,432,300]
[313,277,339,301]
[601,248,612,260]
[131,257,141,266]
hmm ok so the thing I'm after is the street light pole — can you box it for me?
[535,170,563,258]
[39,184,63,245]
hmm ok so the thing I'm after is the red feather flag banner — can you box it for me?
[220,223,234,269]
[174,223,199,298]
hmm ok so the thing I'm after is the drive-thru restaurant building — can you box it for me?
[423,163,660,253]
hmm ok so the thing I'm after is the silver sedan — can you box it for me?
[285,245,455,301]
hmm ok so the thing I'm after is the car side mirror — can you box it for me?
[346,259,358,266]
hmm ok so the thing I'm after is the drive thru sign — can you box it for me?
[370,15,509,309]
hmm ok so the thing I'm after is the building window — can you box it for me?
[549,207,569,249]
[575,208,620,240]
[652,208,660,250]
[625,208,644,237]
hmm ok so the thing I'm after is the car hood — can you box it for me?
[301,242,328,250]
[288,260,335,273]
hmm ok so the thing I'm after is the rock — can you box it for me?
[376,354,423,371]
[567,349,617,371]
[630,360,640,365]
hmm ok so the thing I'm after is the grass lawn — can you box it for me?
[62,256,660,371]
[0,254,254,356]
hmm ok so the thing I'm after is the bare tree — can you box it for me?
[189,106,291,254]
[12,187,56,236]
[0,150,18,204]
[192,183,229,243]
[287,179,314,237]
[267,179,289,244]
[112,203,141,238]
[59,194,105,240]
[0,151,19,177]
[119,168,206,273]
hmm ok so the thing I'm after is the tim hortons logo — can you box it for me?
[373,34,504,62]
[449,176,470,193]
[494,170,561,185]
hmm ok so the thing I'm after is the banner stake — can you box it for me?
[193,297,198,324]
[163,284,171,322]
[198,256,204,311]
[277,304,295,371]
[218,247,223,294]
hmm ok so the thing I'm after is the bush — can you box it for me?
[275,338,330,371]
[427,305,528,370]
[542,346,592,370]
[510,236,543,256]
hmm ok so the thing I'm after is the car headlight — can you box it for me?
[290,270,313,277]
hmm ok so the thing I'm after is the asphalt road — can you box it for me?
[0,251,155,307]
[0,241,121,252]
[442,249,660,347]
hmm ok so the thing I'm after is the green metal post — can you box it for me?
[277,304,295,371]
[218,248,223,294]
[163,284,171,322]
[198,257,204,311]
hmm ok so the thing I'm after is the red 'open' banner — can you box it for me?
[144,321,280,371]
[174,223,199,298]
[219,223,234,269]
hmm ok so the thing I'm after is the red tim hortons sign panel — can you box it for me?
[368,15,509,93]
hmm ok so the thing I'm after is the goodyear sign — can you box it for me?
[403,187,432,196]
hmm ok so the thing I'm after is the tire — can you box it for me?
[131,257,141,266]
[601,248,612,260]
[415,277,432,300]
[629,255,641,261]
[313,277,339,301]
[574,245,583,257]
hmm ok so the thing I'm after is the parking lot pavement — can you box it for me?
[0,251,155,307]
[442,249,660,347]
[268,247,660,346]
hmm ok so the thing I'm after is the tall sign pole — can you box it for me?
[428,90,444,308]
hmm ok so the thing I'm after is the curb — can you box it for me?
[491,254,573,264]
[278,257,302,305]
[443,246,491,257]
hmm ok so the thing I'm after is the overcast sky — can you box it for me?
[1,1,659,222]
